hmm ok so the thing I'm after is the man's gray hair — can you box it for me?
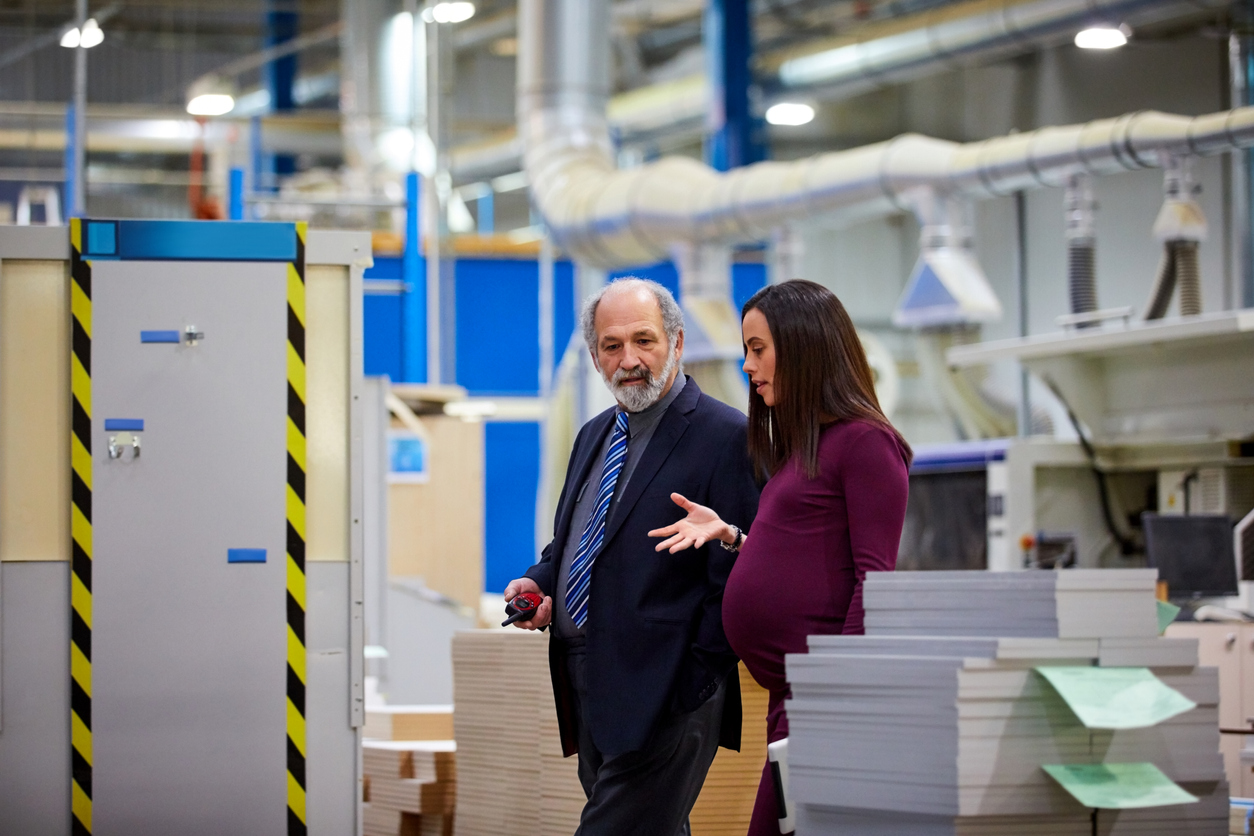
[580,277,684,351]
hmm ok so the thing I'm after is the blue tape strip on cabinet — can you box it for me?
[141,330,181,343]
[103,419,144,432]
[227,549,267,564]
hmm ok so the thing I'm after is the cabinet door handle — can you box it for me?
[1226,633,1237,648]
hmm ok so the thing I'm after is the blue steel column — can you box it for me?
[64,105,79,218]
[402,172,428,382]
[704,0,765,172]
[265,0,298,180]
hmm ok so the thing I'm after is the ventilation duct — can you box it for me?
[519,0,1254,270]
[770,0,1227,97]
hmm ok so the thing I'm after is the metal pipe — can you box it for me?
[1014,191,1030,437]
[70,0,87,217]
[522,11,1254,269]
[771,0,1227,96]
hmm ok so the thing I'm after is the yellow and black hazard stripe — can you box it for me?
[69,219,94,836]
[286,222,309,835]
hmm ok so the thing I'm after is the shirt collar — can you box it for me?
[622,373,685,438]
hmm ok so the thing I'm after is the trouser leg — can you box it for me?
[567,654,725,836]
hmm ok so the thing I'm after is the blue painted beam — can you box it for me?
[402,172,427,383]
[704,0,766,172]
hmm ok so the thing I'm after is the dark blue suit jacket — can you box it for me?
[525,377,760,757]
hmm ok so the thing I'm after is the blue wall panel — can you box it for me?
[732,262,768,315]
[484,421,541,593]
[454,259,575,395]
[363,294,403,381]
[553,260,576,362]
[363,255,406,382]
[457,259,539,394]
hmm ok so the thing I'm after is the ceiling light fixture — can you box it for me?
[60,18,104,49]
[1075,24,1129,49]
[765,102,816,126]
[187,94,235,117]
[186,75,236,117]
[423,2,476,24]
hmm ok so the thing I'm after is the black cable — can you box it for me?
[1041,376,1142,556]
[1181,469,1199,515]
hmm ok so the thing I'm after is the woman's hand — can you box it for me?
[648,493,735,553]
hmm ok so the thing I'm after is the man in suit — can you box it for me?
[504,277,760,835]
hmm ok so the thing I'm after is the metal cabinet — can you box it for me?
[1166,621,1254,796]
[0,222,368,836]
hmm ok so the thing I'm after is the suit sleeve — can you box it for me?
[839,425,909,635]
[524,541,557,598]
[678,418,760,709]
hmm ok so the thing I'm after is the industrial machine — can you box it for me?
[0,222,369,836]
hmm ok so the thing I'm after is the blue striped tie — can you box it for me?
[565,410,630,629]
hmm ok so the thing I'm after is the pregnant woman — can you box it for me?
[650,279,911,835]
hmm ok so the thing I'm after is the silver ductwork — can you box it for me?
[772,0,1226,96]
[520,0,1254,270]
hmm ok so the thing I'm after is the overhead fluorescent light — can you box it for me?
[424,2,476,24]
[60,18,104,49]
[765,102,815,126]
[186,94,235,116]
[186,75,236,117]
[1075,25,1128,49]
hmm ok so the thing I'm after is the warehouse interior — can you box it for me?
[1,0,1254,833]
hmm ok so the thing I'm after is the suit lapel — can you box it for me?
[554,409,615,549]
[602,378,701,546]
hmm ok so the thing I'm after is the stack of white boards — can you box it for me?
[786,569,1228,836]
[451,630,586,836]
[861,569,1160,638]
[362,706,457,836]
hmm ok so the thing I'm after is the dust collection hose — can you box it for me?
[1174,240,1201,316]
[1144,240,1202,320]
[1067,240,1097,324]
[1144,242,1179,320]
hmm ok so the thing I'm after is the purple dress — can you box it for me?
[722,419,910,836]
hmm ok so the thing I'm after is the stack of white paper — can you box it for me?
[862,570,1159,639]
[787,570,1227,836]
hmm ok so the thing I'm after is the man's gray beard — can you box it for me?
[603,343,680,413]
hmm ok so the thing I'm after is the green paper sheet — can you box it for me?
[1035,666,1196,729]
[1157,600,1181,635]
[1042,763,1198,809]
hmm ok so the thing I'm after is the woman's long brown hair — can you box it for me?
[743,279,912,479]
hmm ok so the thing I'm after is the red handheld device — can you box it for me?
[502,592,544,627]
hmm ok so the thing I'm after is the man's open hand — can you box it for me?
[503,577,552,630]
